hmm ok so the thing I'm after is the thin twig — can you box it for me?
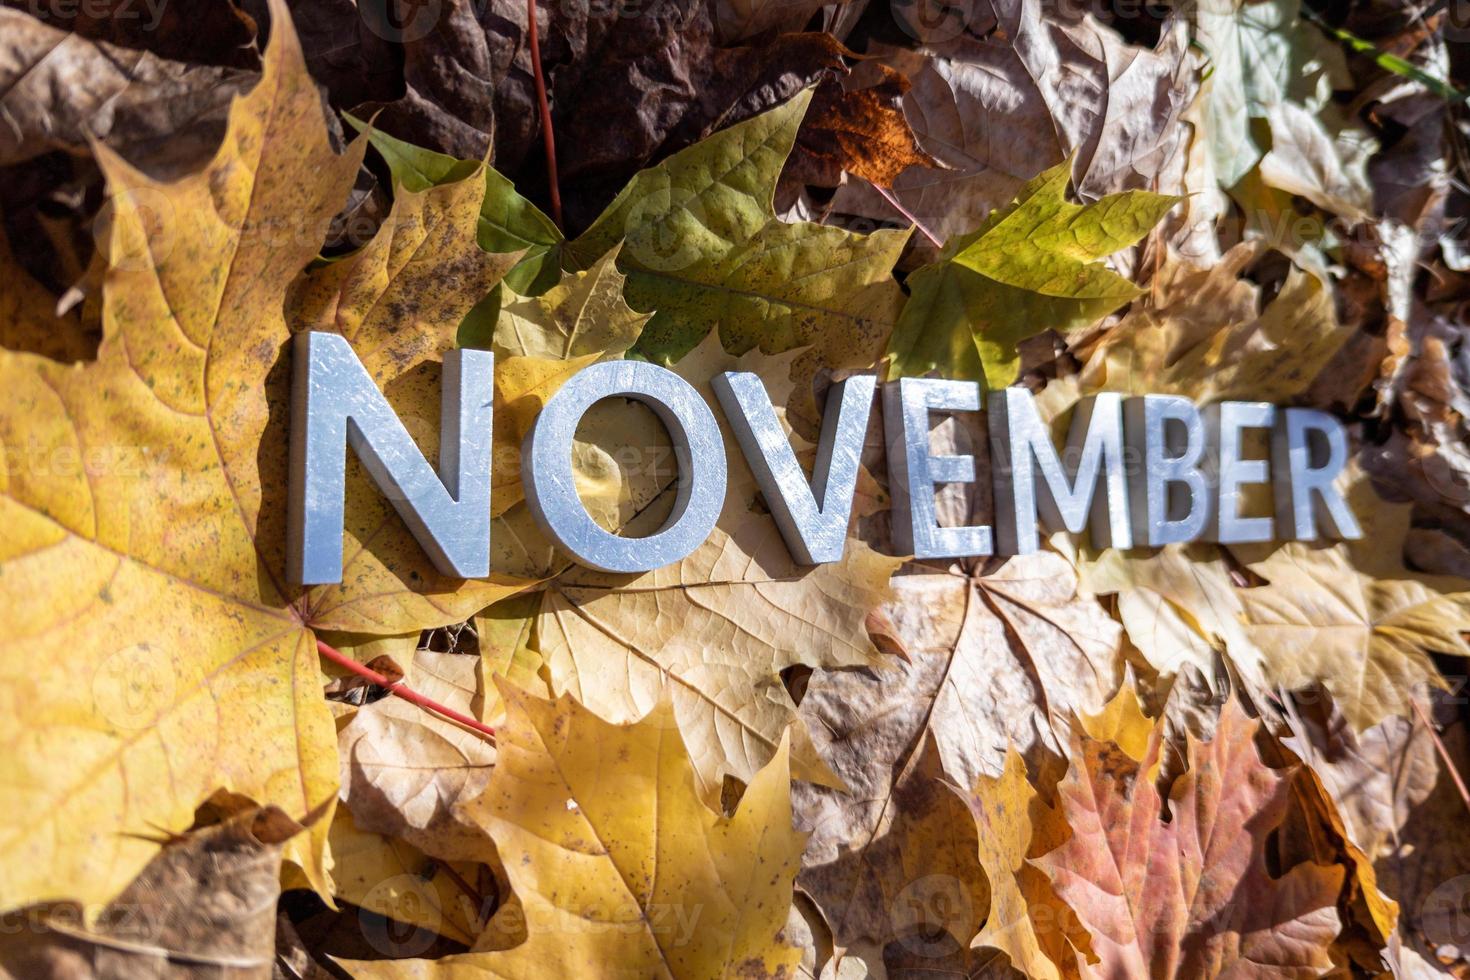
[434,858,486,912]
[872,181,942,248]
[526,0,563,229]
[1410,697,1470,815]
[316,639,496,742]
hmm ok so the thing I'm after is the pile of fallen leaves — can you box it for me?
[1,0,1470,975]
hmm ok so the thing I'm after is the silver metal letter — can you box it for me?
[523,360,727,573]
[1125,394,1208,547]
[882,378,993,559]
[1205,401,1275,544]
[989,388,1131,554]
[288,331,493,585]
[712,371,875,564]
[1272,407,1362,540]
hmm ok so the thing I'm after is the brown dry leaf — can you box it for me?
[346,683,808,979]
[1034,698,1345,977]
[1078,244,1352,403]
[796,734,989,954]
[0,808,295,979]
[536,333,902,800]
[1234,476,1470,731]
[794,554,1120,951]
[830,0,1194,257]
[337,649,496,863]
[0,0,259,67]
[0,7,255,168]
[713,0,845,42]
[790,66,941,189]
[0,2,526,912]
[349,0,849,229]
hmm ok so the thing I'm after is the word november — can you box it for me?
[287,332,1361,584]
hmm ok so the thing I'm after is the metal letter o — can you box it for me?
[522,360,727,573]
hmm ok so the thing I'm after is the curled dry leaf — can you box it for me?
[831,0,1195,256]
[0,808,295,979]
[1077,244,1354,405]
[1192,0,1371,210]
[787,65,941,189]
[343,0,850,229]
[965,747,1092,980]
[337,649,496,863]
[0,7,255,168]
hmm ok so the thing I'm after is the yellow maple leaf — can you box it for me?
[347,681,808,979]
[0,0,527,911]
[965,747,1092,980]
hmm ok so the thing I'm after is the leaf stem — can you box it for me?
[315,639,496,742]
[871,181,942,248]
[527,0,563,229]
[1410,697,1470,815]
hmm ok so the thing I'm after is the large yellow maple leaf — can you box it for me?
[348,682,808,979]
[0,1,525,911]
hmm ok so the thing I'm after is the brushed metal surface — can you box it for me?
[713,371,875,565]
[882,377,993,559]
[990,388,1132,554]
[288,331,494,584]
[523,359,727,573]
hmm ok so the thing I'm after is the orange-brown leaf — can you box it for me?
[1034,699,1345,978]
[793,67,940,188]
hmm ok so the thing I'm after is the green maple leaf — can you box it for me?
[351,118,564,297]
[887,162,1177,389]
[566,91,909,430]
